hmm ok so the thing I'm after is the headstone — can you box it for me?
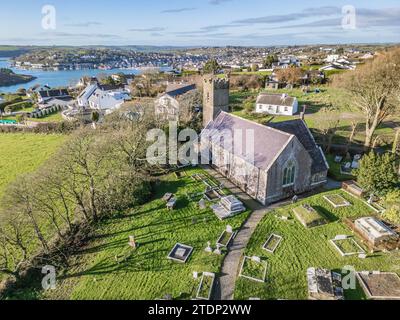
[334,155,343,163]
[129,235,136,249]
[252,256,261,263]
[351,160,359,169]
[358,253,367,259]
[205,241,213,253]
[226,225,233,233]
[214,243,222,255]
[214,248,222,255]
[193,271,198,279]
[335,235,348,240]
[281,216,288,221]
[199,199,206,210]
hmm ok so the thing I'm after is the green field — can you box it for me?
[25,168,251,300]
[234,190,400,300]
[0,133,66,200]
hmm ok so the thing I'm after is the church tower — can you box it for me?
[203,75,230,127]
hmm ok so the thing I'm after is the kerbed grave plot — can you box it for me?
[216,226,235,247]
[293,204,327,228]
[262,234,283,253]
[330,236,365,257]
[167,243,194,263]
[323,194,351,208]
[196,272,216,300]
[239,256,268,283]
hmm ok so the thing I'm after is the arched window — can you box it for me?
[283,160,296,187]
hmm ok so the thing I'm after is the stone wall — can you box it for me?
[265,136,313,204]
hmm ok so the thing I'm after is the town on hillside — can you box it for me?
[0,1,400,312]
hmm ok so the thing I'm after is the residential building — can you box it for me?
[155,82,196,121]
[37,89,71,103]
[255,93,298,116]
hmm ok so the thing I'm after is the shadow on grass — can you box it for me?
[314,206,339,223]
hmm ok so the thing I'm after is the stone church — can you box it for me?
[200,76,328,205]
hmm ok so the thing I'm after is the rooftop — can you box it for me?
[256,93,296,107]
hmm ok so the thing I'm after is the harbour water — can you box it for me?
[0,58,168,93]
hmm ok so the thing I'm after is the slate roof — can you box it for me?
[203,112,292,171]
[165,83,196,97]
[256,93,296,107]
[267,119,328,174]
[38,89,70,99]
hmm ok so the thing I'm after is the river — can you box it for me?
[0,58,169,93]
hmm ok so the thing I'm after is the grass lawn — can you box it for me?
[0,133,66,200]
[19,168,251,300]
[234,190,400,300]
[325,154,355,181]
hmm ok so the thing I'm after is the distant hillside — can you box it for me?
[0,68,36,87]
[0,46,32,57]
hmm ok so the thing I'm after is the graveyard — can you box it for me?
[34,167,250,300]
[234,190,400,300]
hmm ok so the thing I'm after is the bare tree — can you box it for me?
[336,49,400,148]
[2,175,50,254]
[0,214,30,279]
[314,107,341,153]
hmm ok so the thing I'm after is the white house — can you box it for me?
[88,89,130,114]
[77,84,98,107]
[255,93,298,116]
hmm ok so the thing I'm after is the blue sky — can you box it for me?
[0,0,399,46]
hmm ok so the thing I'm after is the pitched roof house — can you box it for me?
[38,89,71,103]
[255,93,298,116]
[155,83,196,121]
[201,112,328,205]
